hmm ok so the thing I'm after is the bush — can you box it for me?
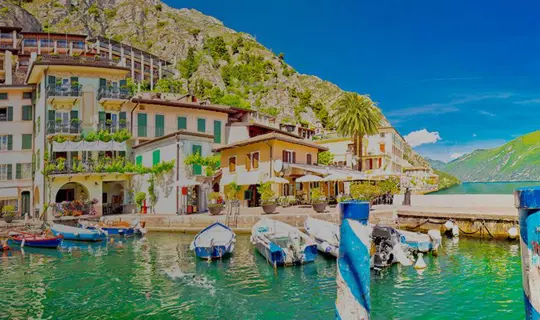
[318,151,334,165]
[257,182,276,205]
[225,182,241,200]
[310,188,326,204]
[350,182,382,202]
[2,205,15,214]
[135,192,146,210]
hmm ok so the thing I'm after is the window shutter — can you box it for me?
[47,75,56,86]
[99,78,107,89]
[136,155,142,166]
[152,149,160,166]
[70,76,78,85]
[292,152,296,163]
[7,164,12,180]
[7,106,13,121]
[98,111,105,123]
[48,110,55,122]
[119,79,127,87]
[16,163,21,179]
[177,116,187,130]
[71,110,78,121]
[137,113,147,137]
[245,154,251,171]
[282,150,287,162]
[213,120,222,143]
[192,145,202,175]
[22,134,32,149]
[197,118,206,133]
[155,114,164,137]
[7,135,12,150]
[119,111,126,121]
[22,105,32,120]
[307,154,312,165]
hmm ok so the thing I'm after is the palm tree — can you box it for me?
[332,92,382,171]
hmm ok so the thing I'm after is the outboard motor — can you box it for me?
[371,226,400,270]
[288,232,303,263]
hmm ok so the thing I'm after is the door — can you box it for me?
[21,191,30,216]
[192,145,202,175]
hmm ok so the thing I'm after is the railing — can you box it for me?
[48,157,131,175]
[0,34,12,39]
[46,120,83,134]
[38,54,118,67]
[98,120,131,133]
[97,87,131,100]
[0,114,7,122]
[72,42,85,49]
[46,84,83,98]
[132,125,212,139]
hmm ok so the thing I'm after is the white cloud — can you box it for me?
[472,133,477,137]
[404,129,442,147]
[450,153,464,160]
[478,110,495,117]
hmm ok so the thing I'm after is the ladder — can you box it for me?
[225,200,240,228]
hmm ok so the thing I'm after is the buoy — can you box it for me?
[414,253,427,275]
[451,225,459,237]
[444,220,454,232]
[508,226,518,240]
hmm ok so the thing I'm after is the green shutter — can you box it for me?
[197,118,206,133]
[7,106,13,121]
[136,155,142,166]
[47,75,56,86]
[48,110,55,122]
[155,114,164,137]
[16,163,21,179]
[23,105,32,121]
[0,93,7,100]
[98,111,105,123]
[137,113,147,137]
[119,79,127,87]
[7,135,12,150]
[22,134,32,149]
[213,120,222,143]
[152,149,160,166]
[119,111,126,121]
[192,145,202,175]
[99,78,107,89]
[70,76,78,84]
[177,116,187,130]
[7,164,12,180]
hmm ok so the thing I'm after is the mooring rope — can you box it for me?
[408,219,447,230]
[481,220,495,238]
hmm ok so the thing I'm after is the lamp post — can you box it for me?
[514,187,540,320]
[336,201,371,319]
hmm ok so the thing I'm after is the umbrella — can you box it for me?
[323,173,349,181]
[264,176,289,184]
[296,174,323,183]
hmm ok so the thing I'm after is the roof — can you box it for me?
[213,132,328,152]
[230,122,303,139]
[132,98,241,114]
[132,130,214,149]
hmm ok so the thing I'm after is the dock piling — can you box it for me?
[335,201,371,319]
[514,187,540,320]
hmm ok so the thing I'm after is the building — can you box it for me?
[215,132,327,207]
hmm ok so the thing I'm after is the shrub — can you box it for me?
[310,187,326,204]
[135,192,146,210]
[350,182,382,202]
[257,182,276,205]
[225,182,241,200]
[318,151,335,165]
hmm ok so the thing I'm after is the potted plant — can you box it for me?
[258,182,277,214]
[310,187,327,213]
[135,192,146,213]
[2,205,15,223]
[208,192,224,215]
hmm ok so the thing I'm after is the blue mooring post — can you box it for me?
[336,201,371,320]
[515,187,540,320]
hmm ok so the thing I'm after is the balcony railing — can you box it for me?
[48,157,135,175]
[98,120,131,133]
[0,114,7,122]
[38,54,118,67]
[47,84,83,98]
[97,87,131,101]
[46,120,83,134]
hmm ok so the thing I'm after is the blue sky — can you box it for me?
[168,0,540,162]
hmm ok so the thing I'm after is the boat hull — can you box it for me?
[191,222,236,259]
[9,237,62,248]
[83,225,135,237]
[194,245,233,259]
[51,225,106,242]
[253,240,318,266]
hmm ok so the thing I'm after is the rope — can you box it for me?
[458,226,482,235]
[481,220,495,238]
[407,219,447,230]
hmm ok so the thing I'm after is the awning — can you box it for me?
[287,163,367,181]
[0,188,18,199]
[263,177,289,184]
[296,174,323,183]
[53,141,127,152]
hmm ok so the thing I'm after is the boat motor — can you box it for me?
[371,226,400,270]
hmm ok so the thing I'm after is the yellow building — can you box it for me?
[215,132,328,207]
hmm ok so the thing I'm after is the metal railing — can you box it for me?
[46,84,83,98]
[98,120,131,133]
[0,114,7,122]
[48,157,132,175]
[97,87,131,101]
[46,120,83,134]
[38,54,118,67]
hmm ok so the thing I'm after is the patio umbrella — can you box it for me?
[264,176,289,184]
[295,174,323,203]
[323,173,348,197]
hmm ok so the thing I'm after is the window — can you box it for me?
[0,93,7,100]
[229,157,236,173]
[16,163,32,179]
[213,120,222,143]
[24,39,37,47]
[283,150,295,163]
[0,135,11,151]
[197,118,206,133]
[380,132,386,138]
[137,113,147,137]
[23,92,32,99]
[136,155,142,166]
[177,116,187,130]
[155,114,164,137]
[22,105,32,121]
[0,106,12,121]
[152,149,160,166]
[252,152,260,169]
[306,153,312,165]
[22,134,32,150]
[57,40,68,48]
[0,164,11,180]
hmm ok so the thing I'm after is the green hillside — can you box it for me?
[442,130,540,181]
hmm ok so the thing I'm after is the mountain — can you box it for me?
[440,130,540,182]
[425,157,447,171]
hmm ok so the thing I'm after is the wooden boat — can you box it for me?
[251,218,317,266]
[51,223,107,242]
[304,217,339,258]
[189,222,236,259]
[9,232,63,248]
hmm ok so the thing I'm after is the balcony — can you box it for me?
[46,84,83,105]
[46,120,83,135]
[98,120,131,133]
[97,87,131,104]
[46,157,138,176]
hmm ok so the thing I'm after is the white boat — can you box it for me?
[251,218,318,266]
[398,229,441,253]
[51,223,107,241]
[304,217,339,257]
[189,222,236,259]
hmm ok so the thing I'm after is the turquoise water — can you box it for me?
[430,181,540,194]
[0,234,523,319]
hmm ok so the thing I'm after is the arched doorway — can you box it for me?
[55,182,89,203]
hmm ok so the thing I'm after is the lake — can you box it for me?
[430,181,540,194]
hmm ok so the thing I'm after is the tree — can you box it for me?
[318,151,335,165]
[332,92,382,171]
[278,52,285,61]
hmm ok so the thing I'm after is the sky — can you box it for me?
[168,0,540,162]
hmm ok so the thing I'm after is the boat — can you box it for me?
[8,232,63,248]
[189,222,236,259]
[78,221,135,237]
[51,223,107,242]
[371,225,413,270]
[398,229,441,253]
[304,217,339,257]
[251,218,318,266]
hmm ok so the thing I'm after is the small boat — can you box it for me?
[251,218,317,266]
[304,217,339,257]
[189,222,236,259]
[371,225,413,270]
[51,223,107,242]
[398,229,441,253]
[9,232,63,248]
[79,221,135,237]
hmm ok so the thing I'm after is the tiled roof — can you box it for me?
[213,132,328,152]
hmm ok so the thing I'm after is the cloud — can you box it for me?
[478,110,496,117]
[414,139,508,162]
[514,99,540,105]
[472,133,477,137]
[404,129,442,147]
[387,93,512,117]
[450,153,464,160]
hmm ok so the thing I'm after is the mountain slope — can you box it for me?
[425,157,447,171]
[442,130,540,182]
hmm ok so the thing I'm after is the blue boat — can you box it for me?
[78,222,135,237]
[51,223,107,241]
[9,232,63,249]
[190,222,236,259]
[251,218,318,266]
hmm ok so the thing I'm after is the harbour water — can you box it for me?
[430,181,540,194]
[0,233,523,319]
